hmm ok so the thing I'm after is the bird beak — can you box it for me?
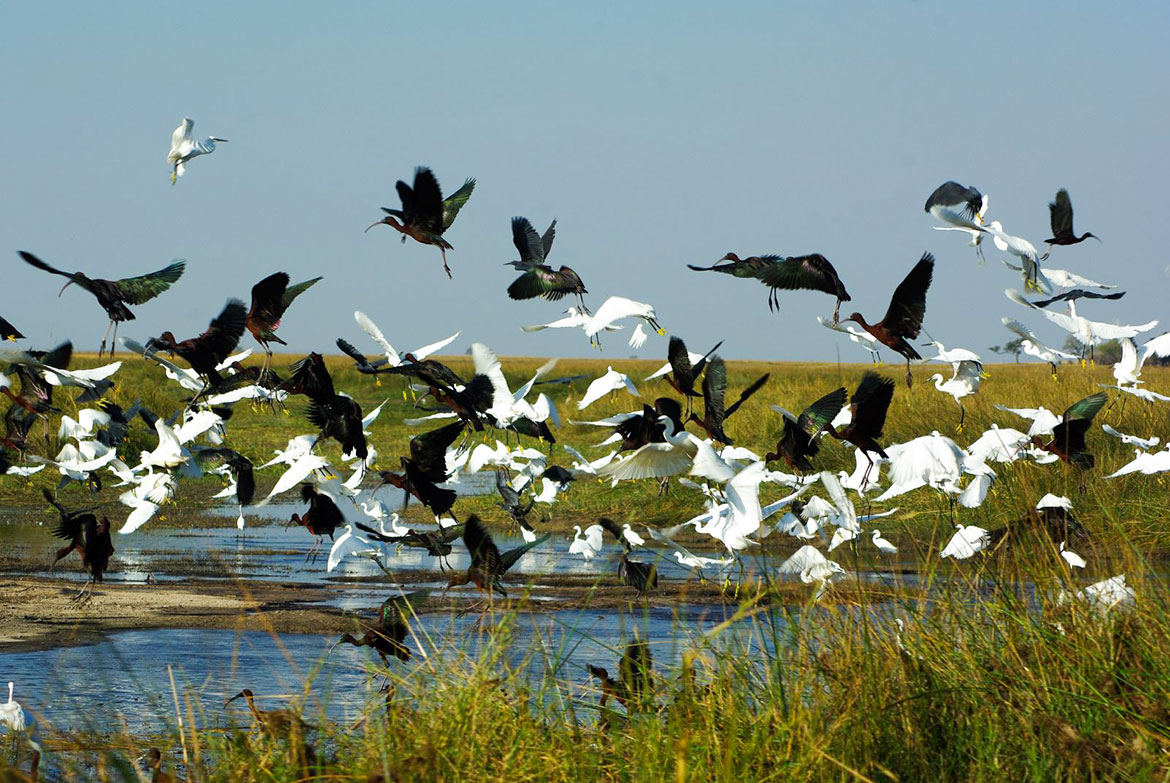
[225,692,243,707]
[211,138,229,142]
[58,280,74,297]
[364,220,384,233]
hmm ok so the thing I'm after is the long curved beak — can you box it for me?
[364,220,385,233]
[58,280,75,297]
[225,692,244,707]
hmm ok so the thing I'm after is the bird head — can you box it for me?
[225,689,252,707]
[364,216,397,233]
[841,313,864,326]
[719,252,741,263]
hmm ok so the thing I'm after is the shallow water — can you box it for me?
[0,603,771,735]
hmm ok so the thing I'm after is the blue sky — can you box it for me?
[3,2,1167,362]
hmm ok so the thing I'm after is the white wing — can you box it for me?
[355,310,401,365]
[412,331,461,360]
[585,296,658,338]
[598,443,693,481]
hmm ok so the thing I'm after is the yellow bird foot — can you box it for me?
[376,379,382,387]
[170,172,178,185]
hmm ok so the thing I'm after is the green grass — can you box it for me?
[6,352,1169,554]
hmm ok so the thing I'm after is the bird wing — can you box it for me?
[281,276,322,312]
[284,353,336,401]
[409,421,465,481]
[599,443,693,481]
[924,181,983,218]
[755,254,848,299]
[1031,289,1125,308]
[541,219,557,259]
[585,297,656,337]
[1048,188,1074,240]
[462,515,501,572]
[499,531,550,574]
[18,251,76,280]
[249,272,289,326]
[1001,318,1038,342]
[511,216,545,264]
[880,253,933,338]
[725,372,769,419]
[508,268,566,301]
[410,167,446,233]
[1063,392,1107,424]
[577,370,622,410]
[494,469,521,505]
[193,299,247,364]
[411,331,461,360]
[354,311,401,365]
[115,261,186,305]
[798,388,849,437]
[441,178,476,232]
[849,372,895,440]
[471,342,514,416]
[700,355,727,426]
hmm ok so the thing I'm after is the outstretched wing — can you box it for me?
[725,372,769,419]
[541,219,557,259]
[511,216,545,265]
[249,272,289,325]
[701,355,727,425]
[409,420,465,481]
[18,251,75,280]
[410,167,446,234]
[1031,289,1124,308]
[463,515,501,572]
[849,372,895,440]
[881,253,933,339]
[499,531,551,573]
[115,260,186,305]
[756,254,848,299]
[281,276,322,312]
[193,299,247,365]
[797,387,848,437]
[441,177,476,232]
[1063,392,1107,424]
[1048,188,1074,240]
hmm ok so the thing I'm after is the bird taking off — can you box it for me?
[842,253,934,388]
[504,216,590,313]
[168,118,228,185]
[1045,188,1099,247]
[688,252,851,323]
[366,166,475,278]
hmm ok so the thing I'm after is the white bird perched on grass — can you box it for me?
[940,524,991,560]
[1000,317,1077,373]
[0,681,25,732]
[583,296,665,347]
[168,117,228,184]
[871,529,897,554]
[818,316,881,362]
[1060,541,1086,569]
[1101,424,1159,451]
[928,359,984,430]
[1106,445,1170,478]
[569,524,605,559]
[577,367,641,410]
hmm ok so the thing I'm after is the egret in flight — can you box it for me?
[168,117,228,184]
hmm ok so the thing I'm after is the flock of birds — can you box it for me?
[0,119,1168,774]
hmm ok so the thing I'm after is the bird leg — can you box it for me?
[440,247,452,279]
[957,402,966,433]
[98,320,114,359]
[904,359,913,389]
[832,299,841,325]
[110,321,120,357]
[657,477,671,497]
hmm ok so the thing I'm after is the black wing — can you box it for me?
[725,372,769,419]
[511,216,545,265]
[881,253,933,339]
[193,299,247,365]
[1031,289,1125,308]
[1047,188,1075,241]
[924,181,983,218]
[409,421,465,481]
[849,372,895,441]
[410,167,446,234]
[755,254,849,299]
[797,387,848,437]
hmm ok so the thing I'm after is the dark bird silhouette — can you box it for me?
[619,552,658,596]
[842,253,934,387]
[0,316,23,341]
[366,166,476,278]
[376,421,464,517]
[282,353,367,464]
[541,465,576,486]
[445,515,549,599]
[766,387,848,472]
[19,251,185,357]
[138,748,183,783]
[193,447,255,516]
[357,521,466,571]
[289,484,344,563]
[504,216,590,312]
[1045,188,1099,247]
[44,489,112,601]
[1031,392,1108,470]
[687,356,768,445]
[587,640,653,712]
[688,252,851,322]
[598,516,635,553]
[495,470,536,535]
[925,181,986,222]
[246,272,322,380]
[147,299,247,393]
[1029,289,1124,308]
[826,372,895,487]
[331,590,428,665]
[45,489,99,568]
[94,399,143,448]
[665,336,723,413]
[2,342,72,454]
[617,398,684,453]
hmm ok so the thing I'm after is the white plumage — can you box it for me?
[168,117,228,184]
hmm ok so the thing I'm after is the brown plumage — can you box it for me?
[366,166,475,278]
[842,253,934,387]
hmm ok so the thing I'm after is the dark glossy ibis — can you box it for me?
[19,251,185,357]
[495,469,536,536]
[376,420,464,517]
[0,316,23,341]
[2,342,72,454]
[687,356,768,445]
[366,166,475,278]
[504,216,590,312]
[619,552,658,596]
[289,484,344,563]
[331,590,428,666]
[826,372,895,488]
[1031,392,1107,470]
[924,181,987,226]
[665,336,722,413]
[147,299,247,395]
[45,488,99,568]
[689,252,851,322]
[225,689,310,738]
[246,272,322,380]
[766,387,848,472]
[44,488,112,602]
[1045,188,1098,247]
[193,447,255,529]
[357,521,466,571]
[282,353,367,464]
[138,748,182,783]
[587,640,653,712]
[842,252,934,387]
[1029,288,1124,308]
[445,515,549,600]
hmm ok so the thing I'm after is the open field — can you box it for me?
[3,353,1170,781]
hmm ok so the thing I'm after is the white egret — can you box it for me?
[928,359,984,429]
[168,117,227,184]
[924,181,988,232]
[1059,574,1135,615]
[871,529,897,554]
[993,402,1061,436]
[353,310,460,369]
[987,221,1049,292]
[1101,424,1159,451]
[0,682,25,732]
[583,296,665,347]
[817,315,882,362]
[1036,494,1072,511]
[1000,318,1077,372]
[1059,541,1087,569]
[569,524,605,559]
[1106,446,1170,478]
[577,367,640,410]
[940,524,991,559]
